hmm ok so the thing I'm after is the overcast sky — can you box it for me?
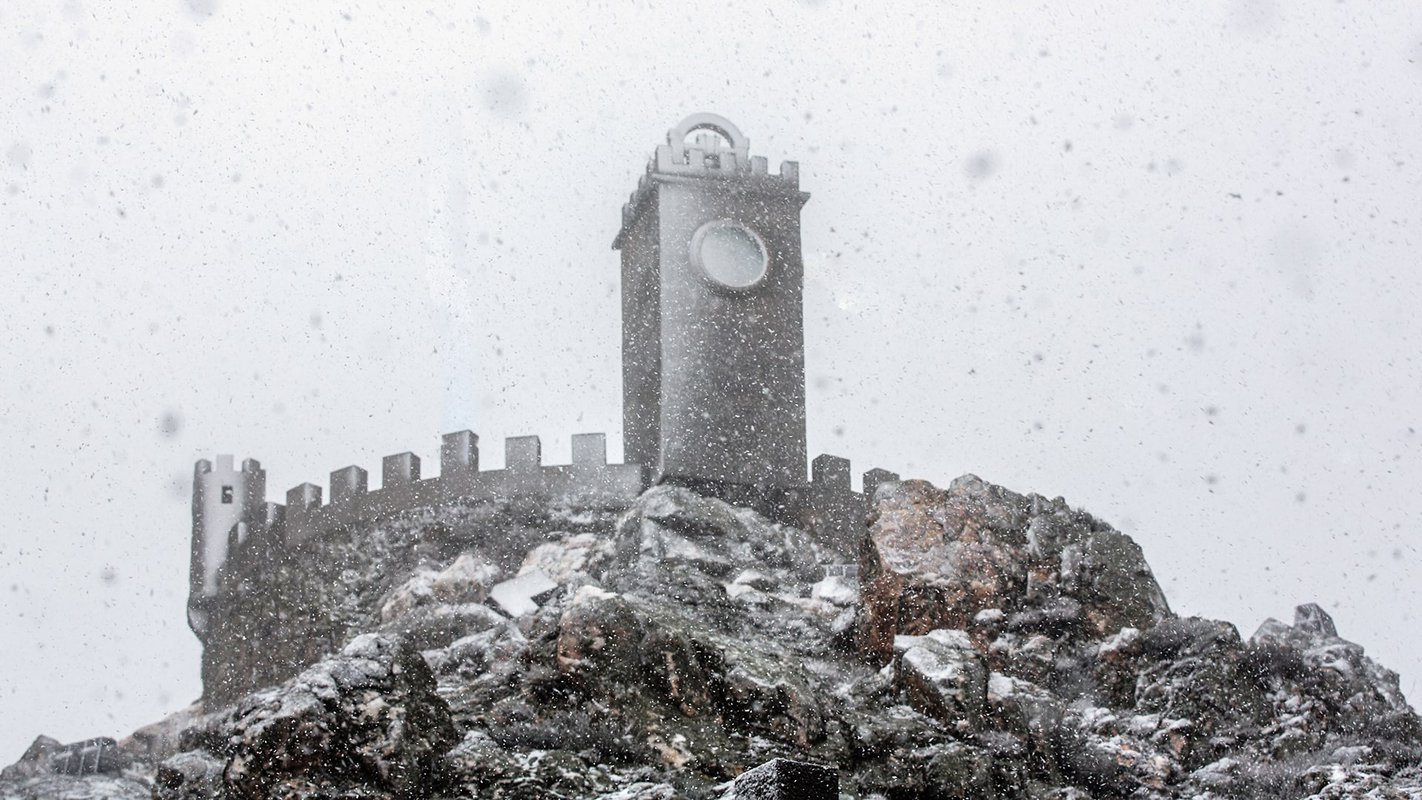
[3,0,1421,758]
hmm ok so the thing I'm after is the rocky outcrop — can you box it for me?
[729,757,837,799]
[170,633,457,799]
[4,475,1418,798]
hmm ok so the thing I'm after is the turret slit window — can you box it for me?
[221,486,234,504]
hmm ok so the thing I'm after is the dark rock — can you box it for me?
[178,633,457,799]
[552,585,827,748]
[920,741,998,800]
[985,672,1065,763]
[152,750,225,800]
[0,736,62,780]
[1293,602,1339,639]
[893,629,988,732]
[730,758,836,799]
[1094,616,1271,763]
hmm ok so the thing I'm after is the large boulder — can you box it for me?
[607,486,823,607]
[729,757,837,799]
[552,585,828,750]
[379,553,500,622]
[857,476,1171,664]
[176,633,458,799]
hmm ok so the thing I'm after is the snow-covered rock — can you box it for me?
[893,629,988,730]
[8,476,1420,799]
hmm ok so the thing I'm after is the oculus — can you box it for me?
[692,220,768,290]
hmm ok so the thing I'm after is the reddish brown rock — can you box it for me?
[857,476,1170,664]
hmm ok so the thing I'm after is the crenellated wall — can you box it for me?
[277,432,647,548]
[190,432,898,607]
[188,429,898,700]
[190,431,647,583]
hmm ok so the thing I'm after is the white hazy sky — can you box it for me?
[2,0,1421,759]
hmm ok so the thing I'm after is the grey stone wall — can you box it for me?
[188,433,895,703]
[188,431,646,635]
[190,432,648,704]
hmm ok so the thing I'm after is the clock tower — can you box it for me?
[614,114,809,503]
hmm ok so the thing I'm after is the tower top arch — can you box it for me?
[614,113,804,250]
[667,113,750,165]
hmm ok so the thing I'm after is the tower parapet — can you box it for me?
[613,114,804,248]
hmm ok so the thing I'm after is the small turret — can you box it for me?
[189,455,266,640]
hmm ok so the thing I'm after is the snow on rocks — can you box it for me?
[17,475,1422,798]
[488,568,559,617]
[858,475,1171,664]
[809,575,857,606]
[520,531,616,585]
[380,552,500,622]
[892,629,988,731]
[173,633,458,799]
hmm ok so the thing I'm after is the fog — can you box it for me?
[2,1,1420,758]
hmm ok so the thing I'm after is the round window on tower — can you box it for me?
[691,220,769,290]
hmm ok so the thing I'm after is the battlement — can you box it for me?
[613,113,805,250]
[188,435,900,699]
[190,433,898,616]
[185,431,646,647]
[803,453,900,552]
[266,437,895,552]
[217,431,647,554]
[194,454,264,477]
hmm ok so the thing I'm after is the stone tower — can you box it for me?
[189,455,265,639]
[614,114,810,505]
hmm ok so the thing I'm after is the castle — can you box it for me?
[187,114,899,651]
